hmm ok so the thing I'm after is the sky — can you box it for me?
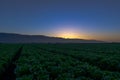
[0,0,120,42]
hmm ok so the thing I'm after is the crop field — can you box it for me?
[0,43,120,80]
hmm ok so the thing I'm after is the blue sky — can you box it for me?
[0,0,120,42]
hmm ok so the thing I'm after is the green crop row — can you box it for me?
[0,44,21,77]
[15,44,120,80]
[34,44,120,72]
[0,43,120,79]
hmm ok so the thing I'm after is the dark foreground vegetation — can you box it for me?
[0,43,120,80]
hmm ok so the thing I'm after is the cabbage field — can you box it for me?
[0,43,120,80]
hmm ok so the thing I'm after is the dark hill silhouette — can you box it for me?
[0,33,105,43]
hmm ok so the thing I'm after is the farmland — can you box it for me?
[0,43,120,80]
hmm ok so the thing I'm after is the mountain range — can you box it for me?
[0,33,105,43]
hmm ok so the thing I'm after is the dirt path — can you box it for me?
[1,46,23,80]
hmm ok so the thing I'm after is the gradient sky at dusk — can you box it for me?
[0,0,120,42]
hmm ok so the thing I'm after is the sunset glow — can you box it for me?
[53,26,83,39]
[58,32,80,39]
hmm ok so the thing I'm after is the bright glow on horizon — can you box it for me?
[57,31,80,39]
[53,25,89,39]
